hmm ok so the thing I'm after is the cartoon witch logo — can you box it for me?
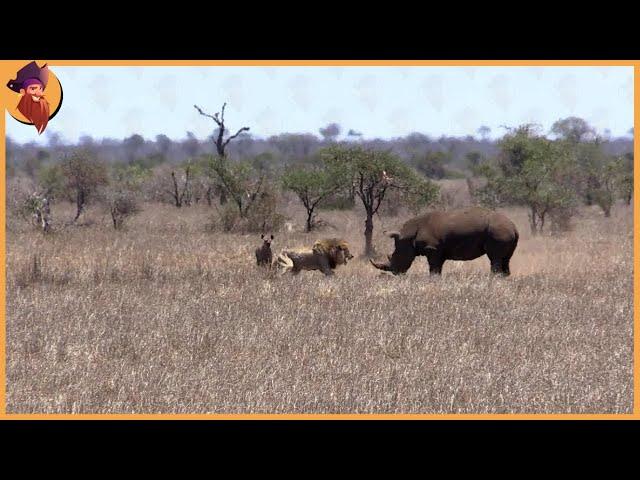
[6,61,63,135]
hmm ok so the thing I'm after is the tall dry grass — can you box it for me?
[5,187,633,414]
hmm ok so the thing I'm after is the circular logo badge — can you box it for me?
[4,61,63,133]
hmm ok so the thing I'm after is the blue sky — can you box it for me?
[5,66,634,144]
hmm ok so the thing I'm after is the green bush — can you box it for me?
[318,193,356,211]
[212,186,284,233]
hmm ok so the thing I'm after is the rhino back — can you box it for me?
[406,208,488,244]
[487,211,519,242]
[400,207,518,244]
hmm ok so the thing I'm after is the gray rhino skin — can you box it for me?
[370,207,519,276]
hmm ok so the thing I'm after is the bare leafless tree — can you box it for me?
[168,165,191,208]
[193,102,250,159]
[194,102,250,205]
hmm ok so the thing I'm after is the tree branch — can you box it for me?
[372,185,387,215]
[357,173,366,206]
[180,165,191,204]
[223,127,251,148]
[242,175,265,216]
[170,171,181,207]
[194,105,222,127]
[311,183,342,209]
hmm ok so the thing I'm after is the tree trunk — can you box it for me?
[184,167,191,206]
[171,171,182,208]
[528,206,539,236]
[206,186,213,206]
[306,209,314,232]
[74,190,85,222]
[39,196,51,232]
[235,196,245,218]
[111,207,120,230]
[585,192,593,206]
[364,212,374,257]
[216,137,225,158]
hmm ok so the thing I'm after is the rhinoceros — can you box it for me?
[370,207,519,276]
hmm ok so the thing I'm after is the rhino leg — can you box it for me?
[485,237,516,276]
[490,259,502,274]
[427,257,444,275]
[488,256,513,276]
[502,258,511,276]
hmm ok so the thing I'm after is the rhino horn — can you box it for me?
[370,259,391,271]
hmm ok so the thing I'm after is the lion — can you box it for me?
[276,238,354,276]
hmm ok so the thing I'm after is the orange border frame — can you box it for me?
[0,59,637,421]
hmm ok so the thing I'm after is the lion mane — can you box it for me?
[277,238,353,276]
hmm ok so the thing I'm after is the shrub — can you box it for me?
[108,192,141,230]
[245,188,285,233]
[211,186,285,233]
[549,204,579,235]
[318,192,356,211]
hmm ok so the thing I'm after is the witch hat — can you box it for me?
[6,61,49,93]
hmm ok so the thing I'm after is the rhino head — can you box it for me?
[369,231,417,275]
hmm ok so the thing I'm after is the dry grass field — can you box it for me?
[5,184,634,414]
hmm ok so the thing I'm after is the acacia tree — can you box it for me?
[618,152,633,206]
[155,134,173,157]
[123,134,145,162]
[37,163,66,201]
[476,125,578,235]
[319,123,341,142]
[571,140,605,206]
[568,137,626,215]
[584,155,633,217]
[60,150,108,222]
[410,150,449,179]
[591,158,624,217]
[465,151,484,170]
[550,117,596,143]
[477,125,491,140]
[322,145,439,257]
[281,167,346,232]
[102,163,148,229]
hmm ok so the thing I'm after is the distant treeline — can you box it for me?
[6,118,634,244]
[6,125,633,180]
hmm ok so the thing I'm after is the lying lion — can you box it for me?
[276,238,354,276]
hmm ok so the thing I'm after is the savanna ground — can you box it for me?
[5,181,634,414]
